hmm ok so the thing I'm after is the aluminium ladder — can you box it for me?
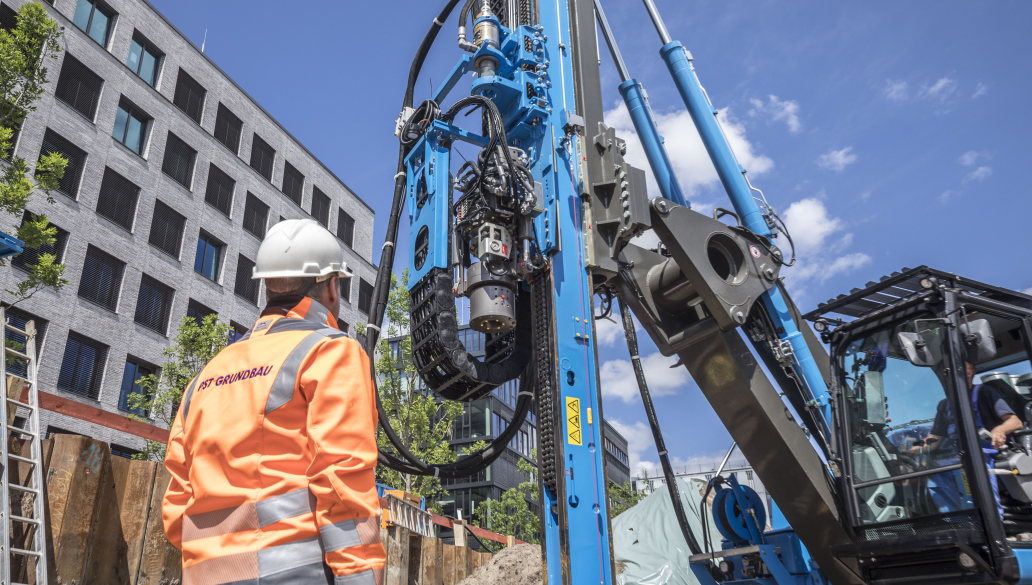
[0,307,48,585]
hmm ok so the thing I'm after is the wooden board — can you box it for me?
[84,443,132,584]
[37,391,168,442]
[454,547,471,583]
[136,466,182,585]
[442,543,456,585]
[112,458,158,585]
[45,434,106,583]
[420,531,443,585]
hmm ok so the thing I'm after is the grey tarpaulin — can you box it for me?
[613,478,722,585]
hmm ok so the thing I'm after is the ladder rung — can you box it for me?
[10,513,41,525]
[4,322,30,336]
[8,483,39,494]
[10,546,42,557]
[5,397,36,410]
[4,346,30,360]
[6,373,32,385]
[8,427,36,438]
[6,453,37,465]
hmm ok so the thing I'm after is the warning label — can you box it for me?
[566,397,582,446]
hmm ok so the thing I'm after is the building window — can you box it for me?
[311,186,330,227]
[339,321,349,334]
[242,192,269,240]
[228,321,248,344]
[0,3,17,30]
[204,163,235,217]
[186,299,216,326]
[96,167,140,232]
[12,211,68,272]
[126,32,161,87]
[58,331,108,399]
[280,161,303,206]
[134,274,174,334]
[110,444,142,459]
[746,470,753,480]
[250,133,275,182]
[172,68,206,124]
[358,279,373,315]
[194,231,223,282]
[54,53,103,121]
[118,358,154,415]
[162,132,197,189]
[78,244,124,311]
[337,208,355,247]
[339,277,351,303]
[112,99,150,155]
[213,103,242,154]
[3,306,49,379]
[148,200,186,258]
[234,254,259,305]
[39,129,87,199]
[72,0,115,48]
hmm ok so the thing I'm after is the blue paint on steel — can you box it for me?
[1014,549,1032,584]
[617,79,687,207]
[405,131,452,287]
[0,230,24,260]
[432,55,473,104]
[658,39,833,442]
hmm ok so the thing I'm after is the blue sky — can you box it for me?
[150,0,1032,476]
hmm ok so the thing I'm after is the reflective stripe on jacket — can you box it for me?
[162,297,385,585]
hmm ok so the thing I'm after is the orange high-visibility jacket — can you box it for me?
[163,297,386,585]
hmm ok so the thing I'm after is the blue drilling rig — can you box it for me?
[360,1,1032,584]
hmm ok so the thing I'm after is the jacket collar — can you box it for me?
[261,296,339,329]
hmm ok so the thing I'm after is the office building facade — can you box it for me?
[0,0,377,454]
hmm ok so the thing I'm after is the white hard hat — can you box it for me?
[252,219,353,281]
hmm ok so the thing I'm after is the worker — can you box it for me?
[163,219,386,585]
[914,362,1023,517]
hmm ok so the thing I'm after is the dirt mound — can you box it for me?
[459,544,542,585]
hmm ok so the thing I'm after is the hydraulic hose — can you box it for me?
[618,295,702,555]
[364,0,532,479]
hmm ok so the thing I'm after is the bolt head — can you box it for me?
[656,200,669,213]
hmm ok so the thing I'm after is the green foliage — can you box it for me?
[609,481,646,517]
[474,448,540,544]
[0,3,68,307]
[128,315,231,461]
[372,270,463,511]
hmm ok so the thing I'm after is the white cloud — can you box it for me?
[599,351,689,403]
[604,101,774,200]
[883,79,909,101]
[781,198,872,292]
[918,77,958,103]
[1024,287,1032,296]
[972,82,989,99]
[817,147,858,172]
[938,190,957,204]
[748,95,802,133]
[958,150,991,166]
[964,166,993,182]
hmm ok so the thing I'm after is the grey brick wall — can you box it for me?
[1,0,377,453]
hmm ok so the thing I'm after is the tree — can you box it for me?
[128,314,231,461]
[609,481,647,517]
[367,269,463,511]
[0,2,68,306]
[474,447,540,544]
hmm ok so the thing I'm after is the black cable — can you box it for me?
[618,294,703,556]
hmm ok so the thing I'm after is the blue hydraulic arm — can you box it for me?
[639,0,833,445]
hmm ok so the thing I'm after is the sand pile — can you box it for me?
[459,544,542,585]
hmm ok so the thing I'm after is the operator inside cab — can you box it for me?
[163,219,386,585]
[912,362,1024,517]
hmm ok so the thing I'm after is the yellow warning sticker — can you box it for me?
[566,397,582,446]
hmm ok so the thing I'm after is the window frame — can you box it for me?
[78,244,125,312]
[186,298,217,327]
[172,68,206,125]
[96,167,141,232]
[148,199,186,259]
[57,330,109,400]
[117,357,155,416]
[213,103,242,155]
[39,128,88,199]
[133,273,174,335]
[234,254,259,305]
[358,278,374,315]
[242,192,269,240]
[111,98,151,156]
[54,52,104,122]
[250,133,276,182]
[337,208,355,248]
[125,30,162,87]
[161,131,197,190]
[194,231,224,283]
[72,0,116,48]
[12,211,68,272]
[311,186,330,227]
[203,163,235,217]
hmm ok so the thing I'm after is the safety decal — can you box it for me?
[197,366,274,391]
[750,245,761,258]
[566,397,582,446]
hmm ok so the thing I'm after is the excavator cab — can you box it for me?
[807,267,1032,584]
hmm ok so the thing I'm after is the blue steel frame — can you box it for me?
[404,2,614,583]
